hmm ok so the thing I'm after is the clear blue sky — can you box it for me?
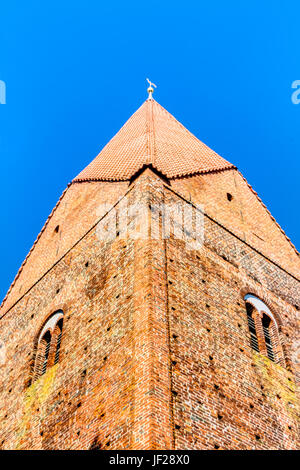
[0,0,299,301]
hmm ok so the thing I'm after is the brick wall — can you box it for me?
[1,181,128,314]
[171,171,300,279]
[0,169,298,449]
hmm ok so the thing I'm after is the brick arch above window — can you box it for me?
[38,311,64,341]
[240,285,284,328]
[244,294,279,329]
[244,294,285,367]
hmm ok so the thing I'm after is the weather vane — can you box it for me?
[146,78,157,100]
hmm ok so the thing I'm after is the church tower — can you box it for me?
[0,91,299,450]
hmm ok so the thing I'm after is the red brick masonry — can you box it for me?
[0,99,299,450]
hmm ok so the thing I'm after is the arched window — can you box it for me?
[246,302,259,353]
[244,295,284,366]
[33,311,64,381]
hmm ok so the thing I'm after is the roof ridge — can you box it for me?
[150,99,156,166]
[145,99,153,163]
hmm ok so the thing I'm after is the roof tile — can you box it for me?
[74,99,235,182]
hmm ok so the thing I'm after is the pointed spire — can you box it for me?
[73,99,235,182]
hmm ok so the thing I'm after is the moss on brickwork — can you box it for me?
[16,364,58,449]
[252,352,298,418]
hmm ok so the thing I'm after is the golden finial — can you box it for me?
[146,78,157,100]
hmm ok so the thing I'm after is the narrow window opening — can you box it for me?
[41,331,51,376]
[246,303,260,353]
[227,193,233,201]
[54,319,63,365]
[262,314,275,362]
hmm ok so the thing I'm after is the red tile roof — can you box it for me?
[74,99,235,182]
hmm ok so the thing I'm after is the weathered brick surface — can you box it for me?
[0,169,299,450]
[1,181,128,314]
[171,171,300,279]
[163,202,299,449]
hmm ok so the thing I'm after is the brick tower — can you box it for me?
[0,93,299,450]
